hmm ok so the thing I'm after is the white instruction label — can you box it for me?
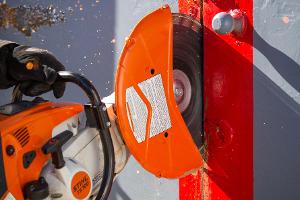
[126,87,148,143]
[125,74,171,143]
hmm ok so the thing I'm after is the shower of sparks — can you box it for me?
[110,38,116,43]
[0,2,65,36]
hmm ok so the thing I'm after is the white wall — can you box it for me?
[254,0,300,199]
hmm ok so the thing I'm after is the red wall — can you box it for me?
[179,0,253,199]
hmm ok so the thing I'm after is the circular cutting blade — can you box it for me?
[173,13,203,148]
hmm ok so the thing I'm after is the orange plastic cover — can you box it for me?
[0,102,83,200]
[115,6,203,178]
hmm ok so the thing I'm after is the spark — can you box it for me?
[282,16,289,24]
[67,6,74,14]
[110,38,116,44]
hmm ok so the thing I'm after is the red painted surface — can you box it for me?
[179,0,253,199]
[178,0,200,21]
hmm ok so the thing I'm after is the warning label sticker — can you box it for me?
[138,74,172,138]
[126,87,148,143]
[126,74,171,143]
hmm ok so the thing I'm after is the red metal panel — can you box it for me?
[179,0,253,199]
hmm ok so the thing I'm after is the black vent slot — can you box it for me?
[13,127,30,147]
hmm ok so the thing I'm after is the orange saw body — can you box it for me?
[0,102,83,200]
